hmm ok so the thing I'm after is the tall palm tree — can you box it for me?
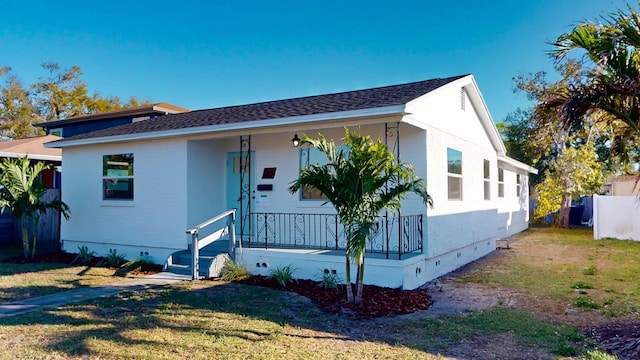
[0,156,70,259]
[289,128,432,304]
[550,4,640,149]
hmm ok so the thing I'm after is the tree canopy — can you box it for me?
[550,3,640,163]
[0,62,148,140]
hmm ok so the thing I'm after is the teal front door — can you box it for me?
[226,151,255,239]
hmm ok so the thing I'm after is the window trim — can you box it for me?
[483,159,491,200]
[498,168,505,198]
[49,128,63,137]
[447,148,463,201]
[299,147,329,201]
[102,153,134,201]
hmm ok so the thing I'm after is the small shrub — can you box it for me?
[582,265,597,276]
[582,349,619,360]
[114,258,157,277]
[104,249,126,268]
[574,296,599,309]
[553,343,578,357]
[73,246,96,265]
[220,259,251,281]
[315,270,341,289]
[571,281,593,289]
[268,264,296,287]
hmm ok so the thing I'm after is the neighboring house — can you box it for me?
[0,135,63,249]
[36,103,189,138]
[607,174,639,196]
[47,75,536,289]
[0,135,62,189]
[593,174,640,241]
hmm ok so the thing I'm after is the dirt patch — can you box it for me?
[443,333,554,360]
[419,276,519,318]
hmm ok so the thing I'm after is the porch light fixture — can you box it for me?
[291,133,301,147]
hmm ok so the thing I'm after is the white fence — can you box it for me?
[593,194,640,241]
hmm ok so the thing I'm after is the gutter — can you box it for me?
[0,152,62,162]
[46,105,407,148]
[497,156,538,174]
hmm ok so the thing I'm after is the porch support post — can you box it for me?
[385,122,402,259]
[190,230,199,280]
[229,210,236,260]
[239,135,252,247]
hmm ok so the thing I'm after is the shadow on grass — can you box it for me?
[0,281,584,359]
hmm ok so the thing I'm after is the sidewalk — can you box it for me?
[0,272,190,318]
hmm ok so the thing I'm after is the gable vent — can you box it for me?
[461,87,466,111]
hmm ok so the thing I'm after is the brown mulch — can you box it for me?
[1,251,162,275]
[239,275,432,319]
[587,320,640,360]
[2,252,78,264]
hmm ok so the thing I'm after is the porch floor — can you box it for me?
[201,238,422,260]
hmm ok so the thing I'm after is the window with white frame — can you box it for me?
[447,148,463,200]
[298,147,347,200]
[483,159,490,200]
[49,128,63,137]
[498,168,505,198]
[516,173,521,197]
[103,153,134,200]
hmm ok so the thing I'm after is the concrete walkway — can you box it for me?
[0,272,190,318]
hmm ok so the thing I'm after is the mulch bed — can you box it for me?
[587,321,640,360]
[1,251,162,274]
[239,275,432,318]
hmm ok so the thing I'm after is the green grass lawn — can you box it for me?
[459,227,640,319]
[0,246,148,303]
[0,228,635,359]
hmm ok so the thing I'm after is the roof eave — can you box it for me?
[498,156,538,174]
[0,152,62,162]
[46,104,407,148]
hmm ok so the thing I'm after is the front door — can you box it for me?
[226,151,255,239]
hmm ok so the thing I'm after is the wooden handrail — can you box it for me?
[185,209,236,280]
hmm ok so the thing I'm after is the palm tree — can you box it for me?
[550,4,640,149]
[0,156,70,259]
[289,128,432,304]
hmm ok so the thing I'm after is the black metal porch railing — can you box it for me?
[246,212,423,259]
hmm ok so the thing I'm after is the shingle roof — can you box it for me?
[0,135,62,160]
[35,103,189,128]
[61,75,467,142]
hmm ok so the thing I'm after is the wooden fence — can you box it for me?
[0,189,62,254]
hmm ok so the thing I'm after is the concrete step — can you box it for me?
[165,250,231,279]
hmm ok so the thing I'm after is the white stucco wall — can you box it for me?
[593,195,640,241]
[60,139,190,263]
[186,140,227,239]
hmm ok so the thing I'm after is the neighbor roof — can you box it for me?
[35,102,190,128]
[52,75,468,144]
[0,135,62,161]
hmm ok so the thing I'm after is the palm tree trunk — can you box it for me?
[355,256,365,304]
[30,217,38,259]
[20,217,30,259]
[345,256,354,303]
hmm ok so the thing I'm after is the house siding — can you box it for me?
[60,139,189,262]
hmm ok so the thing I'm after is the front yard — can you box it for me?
[0,228,637,359]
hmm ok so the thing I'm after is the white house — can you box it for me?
[47,74,536,289]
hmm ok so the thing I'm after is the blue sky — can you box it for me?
[0,0,629,123]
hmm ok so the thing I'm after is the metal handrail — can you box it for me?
[185,209,237,280]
